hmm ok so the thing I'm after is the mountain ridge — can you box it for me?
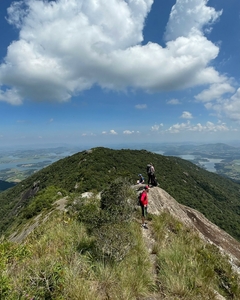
[1,147,240,240]
[4,183,240,299]
[9,184,240,275]
[1,149,240,298]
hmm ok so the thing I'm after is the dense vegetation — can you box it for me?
[0,180,15,192]
[1,147,240,241]
[0,180,239,299]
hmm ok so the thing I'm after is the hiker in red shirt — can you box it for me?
[140,185,150,229]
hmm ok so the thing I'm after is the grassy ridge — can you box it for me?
[0,147,240,240]
[0,184,239,299]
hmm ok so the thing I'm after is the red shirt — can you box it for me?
[140,190,148,206]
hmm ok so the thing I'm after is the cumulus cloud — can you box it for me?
[168,121,191,133]
[207,88,240,121]
[165,0,222,41]
[0,88,22,105]
[181,111,193,119]
[101,130,118,135]
[123,130,134,134]
[167,120,230,133]
[0,0,233,106]
[195,82,236,102]
[151,124,163,131]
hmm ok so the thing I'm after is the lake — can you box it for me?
[153,151,222,173]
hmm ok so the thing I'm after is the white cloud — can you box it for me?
[82,132,96,136]
[0,88,22,105]
[167,120,230,133]
[167,99,181,105]
[135,104,147,109]
[0,0,231,105]
[168,121,191,133]
[165,0,222,41]
[110,129,117,135]
[195,82,236,102]
[102,130,118,135]
[123,130,134,134]
[207,88,240,121]
[151,124,163,131]
[181,111,193,119]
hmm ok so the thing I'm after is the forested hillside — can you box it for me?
[0,147,240,240]
[0,180,16,192]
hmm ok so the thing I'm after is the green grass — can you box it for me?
[0,214,154,299]
[1,206,240,299]
[151,212,240,299]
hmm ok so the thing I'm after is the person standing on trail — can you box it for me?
[147,163,155,185]
[139,185,150,229]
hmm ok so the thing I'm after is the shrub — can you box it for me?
[100,178,136,223]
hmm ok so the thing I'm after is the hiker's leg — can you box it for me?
[151,174,154,184]
[143,206,147,223]
[141,205,145,224]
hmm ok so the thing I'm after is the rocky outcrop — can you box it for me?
[145,186,240,274]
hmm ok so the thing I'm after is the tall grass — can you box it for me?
[1,188,240,299]
[0,210,154,299]
[152,212,240,299]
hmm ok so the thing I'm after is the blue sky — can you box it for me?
[0,0,240,148]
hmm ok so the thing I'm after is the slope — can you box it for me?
[0,147,240,241]
[0,179,16,192]
[2,183,240,299]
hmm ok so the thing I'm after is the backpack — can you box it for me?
[137,191,143,206]
[151,174,158,186]
[146,164,151,174]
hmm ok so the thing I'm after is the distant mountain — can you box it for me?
[1,147,240,242]
[162,142,238,155]
[193,143,237,152]
[0,180,16,192]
